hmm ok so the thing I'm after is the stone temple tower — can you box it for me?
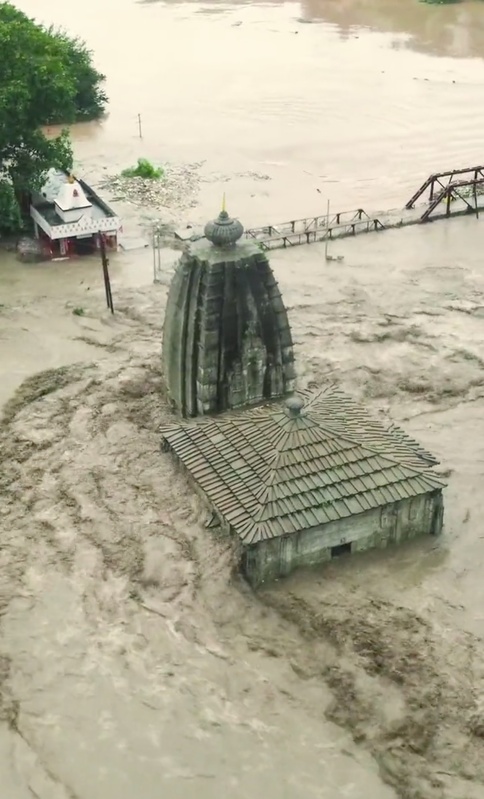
[162,201,296,417]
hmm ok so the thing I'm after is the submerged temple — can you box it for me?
[161,386,445,585]
[160,199,447,585]
[162,201,296,417]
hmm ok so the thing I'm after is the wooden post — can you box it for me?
[324,199,330,261]
[99,233,114,314]
[138,113,143,138]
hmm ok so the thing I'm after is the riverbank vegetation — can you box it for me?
[0,2,108,234]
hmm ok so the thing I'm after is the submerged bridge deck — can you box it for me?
[244,206,415,250]
[174,164,484,251]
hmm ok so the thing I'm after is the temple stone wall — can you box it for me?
[162,239,296,417]
[241,491,444,586]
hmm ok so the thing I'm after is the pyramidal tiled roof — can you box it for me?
[160,386,446,545]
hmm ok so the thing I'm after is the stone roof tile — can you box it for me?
[161,386,445,544]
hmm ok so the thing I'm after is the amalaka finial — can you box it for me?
[285,396,304,418]
[204,200,244,247]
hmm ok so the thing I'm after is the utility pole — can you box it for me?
[138,113,143,138]
[99,233,114,314]
[152,224,162,283]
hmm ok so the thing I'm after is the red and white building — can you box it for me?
[30,169,122,258]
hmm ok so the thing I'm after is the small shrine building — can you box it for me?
[30,169,121,258]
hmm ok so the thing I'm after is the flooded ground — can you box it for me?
[1,1,484,797]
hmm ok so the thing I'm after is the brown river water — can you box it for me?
[1,1,484,798]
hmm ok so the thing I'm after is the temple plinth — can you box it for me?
[161,204,296,417]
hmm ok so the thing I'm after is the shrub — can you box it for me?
[121,158,164,180]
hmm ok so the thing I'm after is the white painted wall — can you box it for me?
[30,205,120,241]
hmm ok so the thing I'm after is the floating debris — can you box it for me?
[99,162,202,212]
[17,236,47,263]
[203,170,271,184]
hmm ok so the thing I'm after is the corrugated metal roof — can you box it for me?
[160,386,446,545]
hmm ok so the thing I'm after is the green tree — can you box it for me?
[46,29,108,122]
[0,180,22,234]
[0,2,107,234]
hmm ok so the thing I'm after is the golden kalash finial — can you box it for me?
[67,173,75,184]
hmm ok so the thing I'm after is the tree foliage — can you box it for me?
[0,179,22,234]
[0,2,108,234]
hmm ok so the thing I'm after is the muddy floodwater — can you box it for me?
[1,1,484,797]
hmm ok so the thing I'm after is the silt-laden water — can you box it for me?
[1,2,484,797]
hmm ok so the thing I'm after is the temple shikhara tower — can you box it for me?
[162,201,295,417]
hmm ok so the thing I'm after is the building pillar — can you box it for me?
[59,238,67,256]
[33,220,39,238]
